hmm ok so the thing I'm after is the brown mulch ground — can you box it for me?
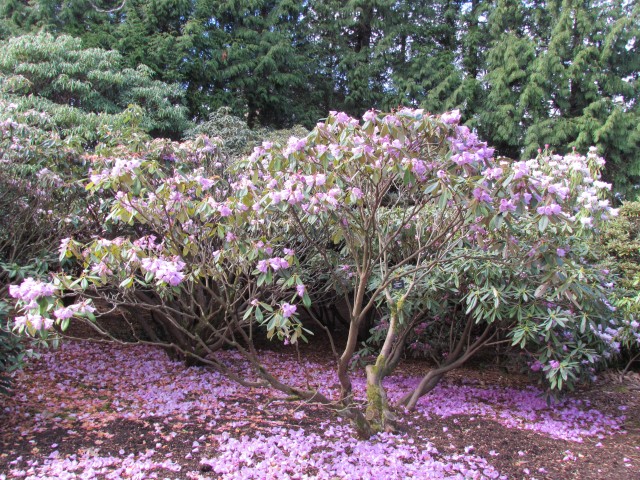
[1,337,639,479]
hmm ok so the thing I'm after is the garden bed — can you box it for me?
[1,341,638,479]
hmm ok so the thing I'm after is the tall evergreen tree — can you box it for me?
[478,0,538,159]
[524,0,639,197]
[0,33,189,137]
[0,0,637,195]
[184,0,308,127]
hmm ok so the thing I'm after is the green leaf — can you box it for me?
[403,169,415,185]
[424,182,439,195]
[538,216,549,232]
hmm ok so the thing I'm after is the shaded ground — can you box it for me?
[0,340,638,479]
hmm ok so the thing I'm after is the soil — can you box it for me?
[1,337,639,480]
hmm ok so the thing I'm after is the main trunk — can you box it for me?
[364,355,396,433]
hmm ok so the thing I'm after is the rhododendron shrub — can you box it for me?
[228,109,619,431]
[0,98,157,282]
[9,108,622,436]
[594,201,640,373]
[359,245,613,405]
[0,102,80,278]
[10,135,322,398]
[0,97,225,388]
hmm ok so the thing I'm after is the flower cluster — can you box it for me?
[141,256,186,286]
[9,278,57,303]
[13,313,53,331]
[53,301,96,320]
[256,257,290,273]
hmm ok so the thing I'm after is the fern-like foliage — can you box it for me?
[0,33,190,139]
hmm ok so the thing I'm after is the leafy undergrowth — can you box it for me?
[0,341,638,479]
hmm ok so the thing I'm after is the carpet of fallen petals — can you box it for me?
[1,341,638,479]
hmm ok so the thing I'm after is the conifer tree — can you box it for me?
[0,0,637,195]
[478,0,538,159]
[0,33,189,138]
[524,0,639,197]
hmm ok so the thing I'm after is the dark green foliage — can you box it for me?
[0,33,190,138]
[600,202,640,290]
[0,1,637,195]
[596,202,640,370]
[0,302,24,395]
[520,1,640,198]
[186,107,261,159]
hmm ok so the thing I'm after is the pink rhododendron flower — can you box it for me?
[362,110,377,122]
[482,167,503,180]
[580,217,593,227]
[476,146,495,160]
[530,361,543,372]
[285,137,307,155]
[333,112,351,123]
[537,204,562,216]
[141,257,186,286]
[281,303,297,318]
[268,257,289,271]
[441,110,461,125]
[197,176,215,190]
[9,278,57,302]
[53,307,74,320]
[473,188,492,203]
[499,199,516,213]
[18,313,49,330]
[159,270,184,286]
[350,187,364,199]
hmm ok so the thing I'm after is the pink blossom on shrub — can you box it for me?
[9,278,57,302]
[268,257,289,271]
[362,110,377,122]
[537,204,563,216]
[218,205,232,217]
[499,199,516,213]
[440,110,461,125]
[473,188,492,203]
[281,303,297,318]
[53,307,74,320]
[350,187,364,199]
[482,167,503,180]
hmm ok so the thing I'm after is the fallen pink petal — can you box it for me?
[1,341,637,479]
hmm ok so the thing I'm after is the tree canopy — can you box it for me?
[1,1,637,196]
[0,32,189,138]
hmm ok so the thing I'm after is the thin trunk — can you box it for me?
[362,308,400,434]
